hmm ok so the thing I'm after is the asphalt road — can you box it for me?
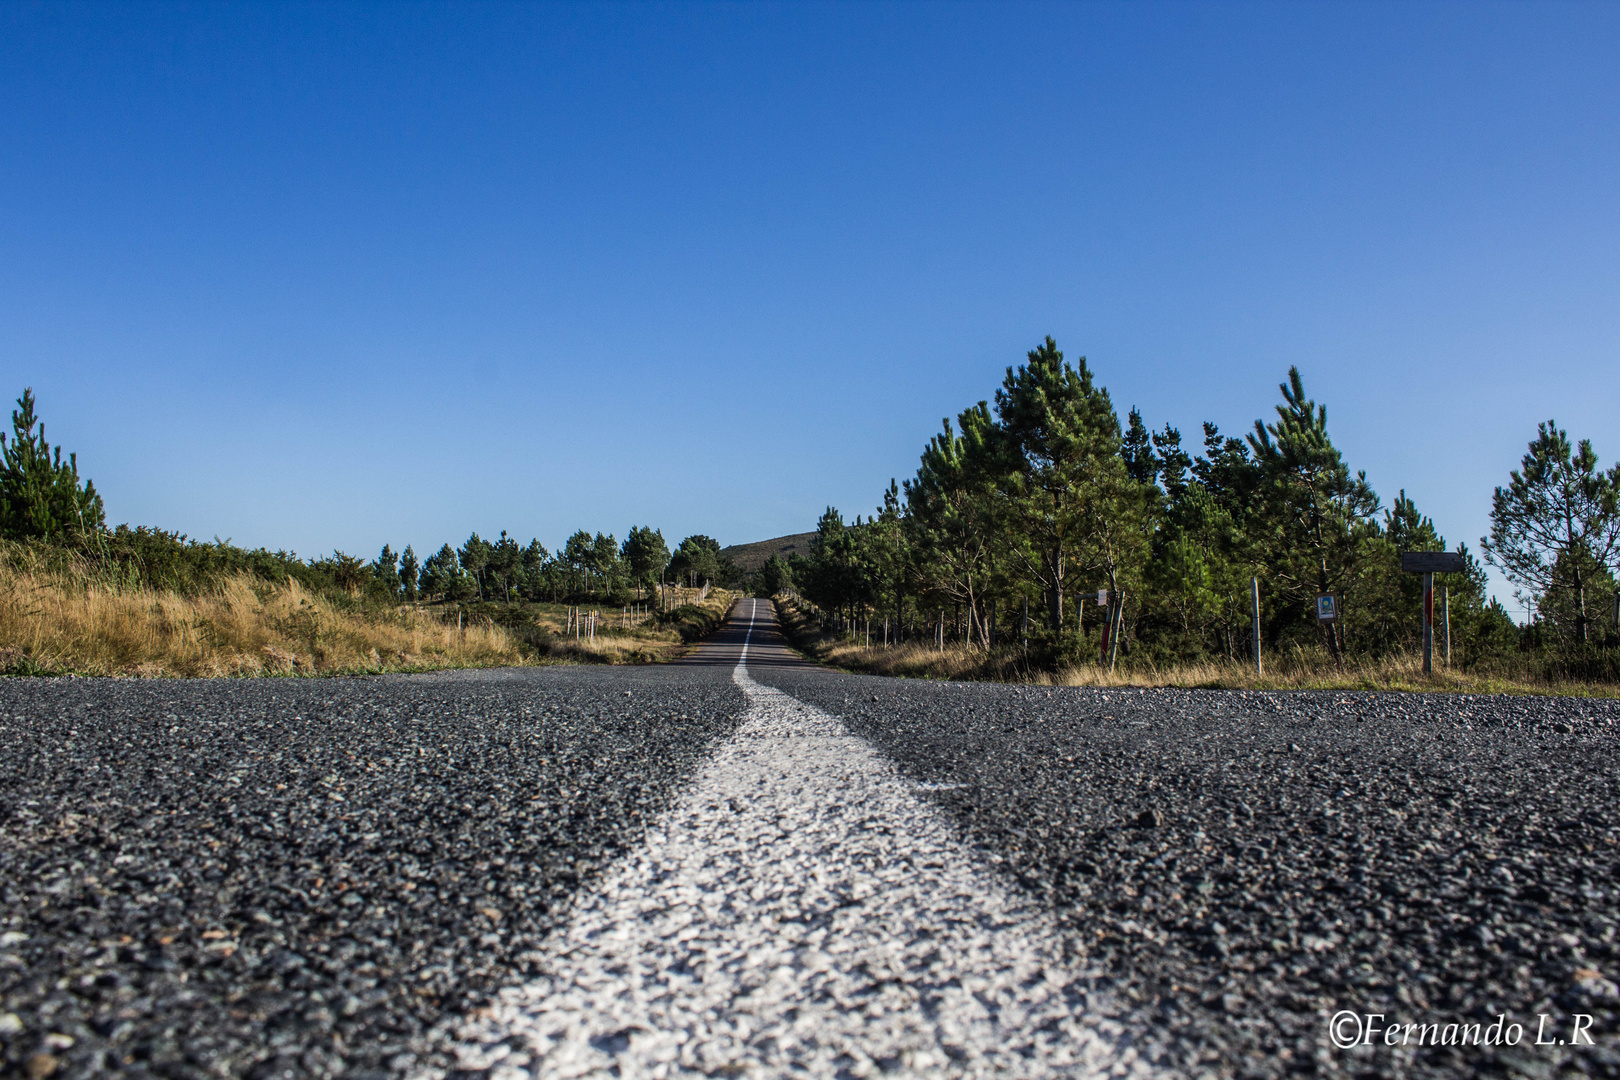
[4,601,1620,1079]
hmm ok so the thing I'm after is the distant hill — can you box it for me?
[720,532,816,573]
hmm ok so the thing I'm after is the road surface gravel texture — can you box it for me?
[0,600,1616,1079]
[752,669,1620,1079]
[0,669,745,1079]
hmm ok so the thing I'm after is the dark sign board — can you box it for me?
[1401,551,1466,574]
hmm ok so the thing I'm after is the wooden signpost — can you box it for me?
[1400,551,1465,673]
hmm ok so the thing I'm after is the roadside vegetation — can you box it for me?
[0,388,737,677]
[0,544,516,676]
[468,590,735,668]
[776,598,1620,697]
[769,338,1620,691]
[0,536,738,678]
[0,547,738,679]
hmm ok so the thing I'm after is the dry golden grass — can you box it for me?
[782,601,1619,699]
[1041,652,1620,698]
[815,640,993,681]
[0,551,524,677]
[526,599,658,637]
[541,635,676,665]
[531,590,737,665]
[0,539,743,678]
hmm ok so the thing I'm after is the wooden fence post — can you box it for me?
[1107,589,1125,672]
[1422,571,1434,675]
[1098,592,1110,667]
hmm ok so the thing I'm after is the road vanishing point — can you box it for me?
[4,601,1620,1079]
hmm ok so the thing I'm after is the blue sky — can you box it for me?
[2,2,1616,610]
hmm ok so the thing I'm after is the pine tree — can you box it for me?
[519,539,549,600]
[1122,408,1156,486]
[759,553,793,597]
[399,545,420,601]
[590,532,622,595]
[458,533,491,600]
[372,544,401,598]
[871,479,912,643]
[421,544,464,600]
[669,534,722,590]
[561,531,594,596]
[904,405,1001,646]
[1143,424,1263,660]
[995,338,1142,637]
[622,526,670,598]
[798,509,864,622]
[1246,367,1380,662]
[1152,424,1192,501]
[0,388,105,542]
[490,531,522,601]
[1482,421,1620,643]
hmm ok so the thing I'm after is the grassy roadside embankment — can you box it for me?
[495,590,735,666]
[774,596,1620,698]
[0,542,735,677]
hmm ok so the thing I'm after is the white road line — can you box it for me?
[740,598,756,666]
[436,654,1153,1079]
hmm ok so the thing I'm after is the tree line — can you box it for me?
[6,366,1616,675]
[780,338,1620,671]
[373,528,733,605]
[0,388,737,606]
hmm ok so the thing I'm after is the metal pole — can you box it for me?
[1251,577,1262,675]
[1442,585,1451,667]
[1422,571,1434,675]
